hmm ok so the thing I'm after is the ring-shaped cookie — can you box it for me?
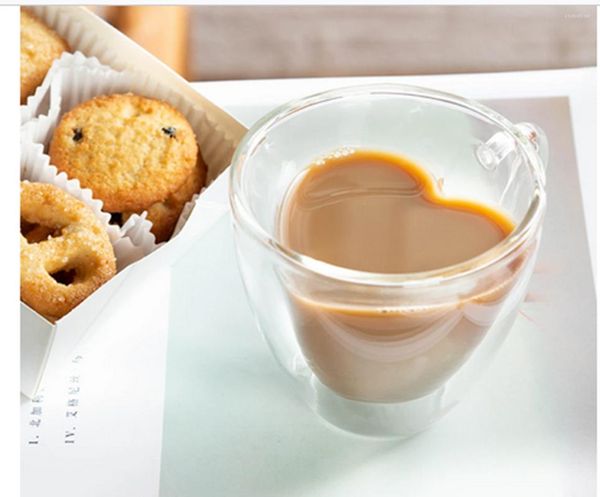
[20,182,116,321]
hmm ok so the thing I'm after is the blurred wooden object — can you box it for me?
[188,5,596,81]
[108,6,189,77]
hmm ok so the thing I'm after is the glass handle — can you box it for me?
[476,122,549,184]
[515,122,549,174]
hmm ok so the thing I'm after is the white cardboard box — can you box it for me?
[20,6,248,397]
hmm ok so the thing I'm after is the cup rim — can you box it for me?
[229,83,547,288]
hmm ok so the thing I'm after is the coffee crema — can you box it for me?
[279,149,514,273]
[276,149,527,403]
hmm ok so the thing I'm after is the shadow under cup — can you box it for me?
[230,84,547,437]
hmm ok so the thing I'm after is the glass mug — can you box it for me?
[229,84,547,437]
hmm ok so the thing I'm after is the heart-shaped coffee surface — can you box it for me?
[280,149,513,273]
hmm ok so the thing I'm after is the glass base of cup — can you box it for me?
[303,374,450,439]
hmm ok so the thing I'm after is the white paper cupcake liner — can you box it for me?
[172,190,203,239]
[21,51,111,124]
[20,142,148,272]
[24,6,239,179]
[26,7,122,72]
[21,48,241,248]
[20,6,240,259]
[20,59,225,255]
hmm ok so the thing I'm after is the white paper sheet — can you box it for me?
[21,92,595,497]
[21,268,171,497]
[159,96,595,497]
[20,194,229,497]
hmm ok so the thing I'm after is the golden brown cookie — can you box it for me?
[49,93,199,212]
[20,182,116,321]
[20,9,69,104]
[122,153,207,242]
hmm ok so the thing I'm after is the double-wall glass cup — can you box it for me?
[229,84,548,438]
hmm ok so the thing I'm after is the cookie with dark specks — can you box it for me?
[49,93,198,212]
[20,9,69,104]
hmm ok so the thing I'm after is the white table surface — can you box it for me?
[193,67,596,280]
[157,69,596,497]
